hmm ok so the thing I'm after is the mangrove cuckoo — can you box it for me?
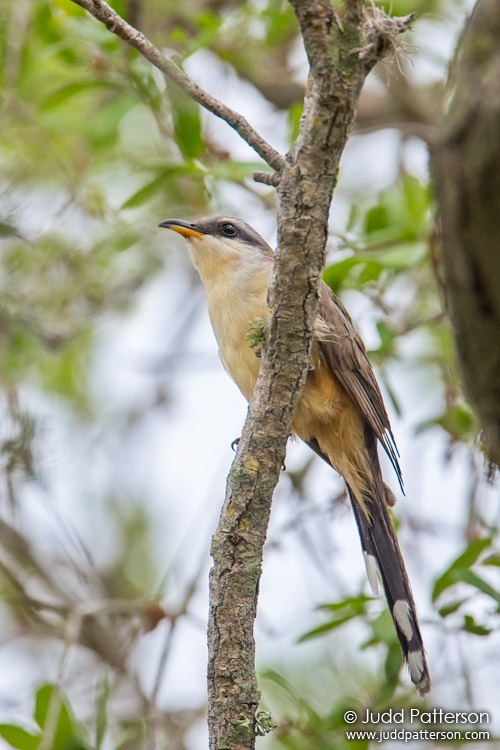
[159,215,430,695]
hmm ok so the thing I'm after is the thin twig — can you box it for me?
[69,0,284,172]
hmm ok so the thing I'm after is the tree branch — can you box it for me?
[432,0,500,467]
[70,0,284,172]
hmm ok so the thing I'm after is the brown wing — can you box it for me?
[317,281,403,489]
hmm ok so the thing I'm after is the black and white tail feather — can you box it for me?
[307,436,430,696]
[348,487,430,696]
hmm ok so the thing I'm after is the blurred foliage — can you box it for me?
[433,537,500,636]
[261,669,390,749]
[0,683,91,750]
[0,0,499,748]
[324,175,431,294]
[0,679,201,750]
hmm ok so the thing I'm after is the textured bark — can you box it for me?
[432,0,500,467]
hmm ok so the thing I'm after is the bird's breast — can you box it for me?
[203,267,269,402]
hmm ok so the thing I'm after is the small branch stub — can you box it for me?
[253,170,281,186]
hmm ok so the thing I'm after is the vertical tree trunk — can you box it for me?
[432,0,500,467]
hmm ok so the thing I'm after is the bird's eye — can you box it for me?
[221,223,237,237]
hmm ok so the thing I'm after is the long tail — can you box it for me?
[306,436,430,695]
[347,484,430,695]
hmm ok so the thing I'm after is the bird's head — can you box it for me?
[159,215,274,282]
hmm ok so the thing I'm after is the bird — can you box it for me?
[159,214,430,695]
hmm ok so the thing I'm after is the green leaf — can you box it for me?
[365,204,391,235]
[483,553,500,567]
[374,321,397,357]
[462,614,492,637]
[37,333,92,408]
[317,595,372,613]
[42,80,120,109]
[361,609,399,649]
[262,0,297,43]
[0,725,41,750]
[120,166,191,210]
[298,617,356,642]
[114,724,145,750]
[33,3,77,63]
[366,242,427,269]
[34,684,88,750]
[323,257,360,291]
[402,174,430,229]
[384,640,403,689]
[323,241,426,294]
[346,203,361,232]
[35,685,60,730]
[435,404,476,442]
[299,596,371,642]
[175,10,223,60]
[351,177,431,250]
[447,537,492,574]
[459,570,500,608]
[438,599,466,618]
[95,675,110,750]
[323,257,385,293]
[432,537,493,602]
[376,0,440,15]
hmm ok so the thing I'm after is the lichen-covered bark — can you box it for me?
[432,0,500,467]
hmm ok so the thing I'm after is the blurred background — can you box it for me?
[0,0,498,747]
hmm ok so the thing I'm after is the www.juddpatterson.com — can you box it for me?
[345,728,490,743]
[343,709,490,743]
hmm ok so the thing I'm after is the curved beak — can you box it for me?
[159,219,205,239]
